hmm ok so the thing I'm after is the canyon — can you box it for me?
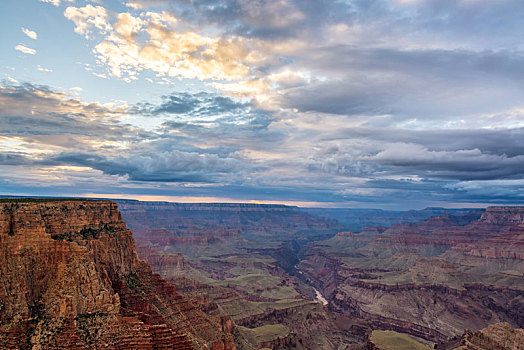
[300,207,524,345]
[116,200,523,348]
[1,198,522,349]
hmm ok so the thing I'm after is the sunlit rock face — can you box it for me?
[0,199,237,350]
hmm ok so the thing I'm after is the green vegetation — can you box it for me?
[124,272,145,295]
[370,330,432,350]
[75,312,109,346]
[217,298,310,321]
[212,273,300,300]
[51,223,118,242]
[238,324,290,344]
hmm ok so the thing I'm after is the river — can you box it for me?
[314,288,328,305]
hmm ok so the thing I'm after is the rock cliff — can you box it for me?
[0,199,236,350]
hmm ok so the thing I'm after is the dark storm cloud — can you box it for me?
[44,150,247,182]
[370,144,524,181]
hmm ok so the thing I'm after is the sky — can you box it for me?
[0,0,524,209]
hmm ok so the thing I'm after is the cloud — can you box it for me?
[137,91,254,117]
[64,5,112,38]
[64,6,256,81]
[5,0,524,207]
[275,47,524,122]
[135,0,347,40]
[2,79,523,206]
[14,45,36,55]
[21,27,37,40]
[0,83,257,186]
[46,150,247,182]
[37,65,52,72]
[92,72,107,79]
[62,4,287,104]
[0,153,33,166]
[369,143,524,180]
[327,127,524,158]
[0,83,134,147]
[115,0,524,115]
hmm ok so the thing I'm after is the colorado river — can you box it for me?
[314,288,328,305]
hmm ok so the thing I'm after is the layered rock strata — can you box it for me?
[0,199,236,350]
[300,207,524,343]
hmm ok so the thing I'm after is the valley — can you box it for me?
[117,200,524,349]
[1,198,522,349]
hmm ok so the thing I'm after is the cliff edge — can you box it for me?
[0,199,236,350]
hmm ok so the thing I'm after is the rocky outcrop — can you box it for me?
[136,246,188,278]
[0,199,236,350]
[477,207,524,225]
[257,333,297,349]
[437,322,524,350]
[453,225,524,260]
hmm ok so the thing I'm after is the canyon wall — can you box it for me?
[0,199,236,350]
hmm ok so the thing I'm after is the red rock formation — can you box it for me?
[453,225,524,260]
[0,199,236,350]
[136,246,188,278]
[437,322,524,350]
[358,208,524,259]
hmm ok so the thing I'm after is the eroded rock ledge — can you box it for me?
[0,199,236,350]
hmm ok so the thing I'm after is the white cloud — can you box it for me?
[37,65,52,72]
[21,27,38,40]
[125,1,143,10]
[63,5,279,101]
[7,76,19,83]
[14,45,36,55]
[64,5,112,38]
[92,72,107,79]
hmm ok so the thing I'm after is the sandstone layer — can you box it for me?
[0,199,236,350]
